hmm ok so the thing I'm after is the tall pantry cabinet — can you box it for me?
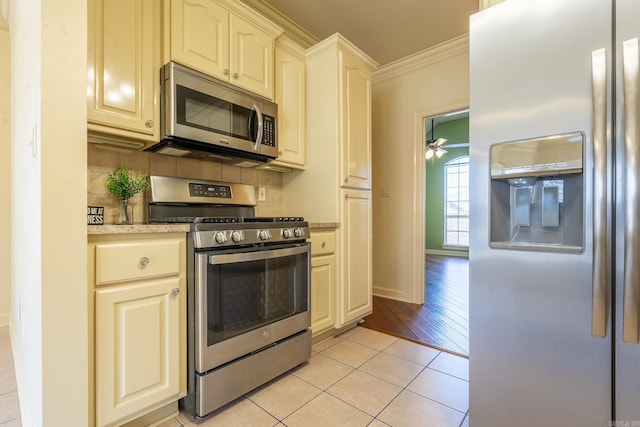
[283,33,377,329]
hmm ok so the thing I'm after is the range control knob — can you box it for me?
[231,230,244,243]
[258,229,271,241]
[294,228,305,238]
[283,229,294,239]
[214,231,227,244]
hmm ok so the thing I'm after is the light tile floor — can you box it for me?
[0,326,21,426]
[0,326,469,427]
[164,327,470,427]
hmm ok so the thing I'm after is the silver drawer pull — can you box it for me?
[321,241,326,248]
[140,256,149,266]
[171,288,180,296]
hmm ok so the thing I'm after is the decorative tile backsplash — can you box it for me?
[88,145,283,224]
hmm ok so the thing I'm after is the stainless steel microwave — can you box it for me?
[146,61,278,166]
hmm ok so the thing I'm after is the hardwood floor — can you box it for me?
[361,255,469,357]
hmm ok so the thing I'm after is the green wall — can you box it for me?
[425,117,469,252]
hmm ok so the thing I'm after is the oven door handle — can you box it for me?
[208,244,310,265]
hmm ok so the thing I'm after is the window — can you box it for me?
[444,156,469,247]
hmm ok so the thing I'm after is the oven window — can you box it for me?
[206,250,308,345]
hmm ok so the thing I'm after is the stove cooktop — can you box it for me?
[152,216,305,224]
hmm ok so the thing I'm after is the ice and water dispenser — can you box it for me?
[489,132,584,252]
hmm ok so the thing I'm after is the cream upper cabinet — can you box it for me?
[168,0,229,82]
[87,0,161,146]
[282,34,377,221]
[89,234,186,427]
[166,0,282,100]
[270,36,306,169]
[340,52,372,189]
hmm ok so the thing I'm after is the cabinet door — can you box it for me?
[87,0,160,141]
[337,190,372,326]
[170,0,230,81]
[311,254,336,335]
[272,40,306,167]
[340,52,372,190]
[96,278,181,427]
[229,14,274,99]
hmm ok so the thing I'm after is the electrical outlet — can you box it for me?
[382,187,391,197]
[258,187,266,201]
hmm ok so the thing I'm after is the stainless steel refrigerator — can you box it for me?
[470,1,640,425]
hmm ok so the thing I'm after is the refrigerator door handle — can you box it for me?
[591,48,608,338]
[622,38,640,344]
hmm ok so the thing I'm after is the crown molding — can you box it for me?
[373,34,469,84]
[240,0,318,48]
[307,32,378,70]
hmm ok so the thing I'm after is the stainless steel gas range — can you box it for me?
[148,175,311,418]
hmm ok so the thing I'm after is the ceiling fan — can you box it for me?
[426,118,448,160]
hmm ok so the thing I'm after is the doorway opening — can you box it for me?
[424,110,469,355]
[362,110,470,357]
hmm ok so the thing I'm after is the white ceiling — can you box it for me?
[253,0,479,66]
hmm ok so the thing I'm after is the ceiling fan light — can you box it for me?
[425,149,434,160]
[435,149,446,158]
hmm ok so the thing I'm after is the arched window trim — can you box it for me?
[444,155,469,248]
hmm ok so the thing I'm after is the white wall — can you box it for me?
[0,4,10,327]
[9,0,88,425]
[371,35,469,303]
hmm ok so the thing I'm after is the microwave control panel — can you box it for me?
[262,115,276,147]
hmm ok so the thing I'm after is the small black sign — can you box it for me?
[87,206,104,225]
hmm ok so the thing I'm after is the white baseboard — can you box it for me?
[425,249,469,258]
[372,286,413,302]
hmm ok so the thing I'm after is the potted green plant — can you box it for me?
[105,166,150,225]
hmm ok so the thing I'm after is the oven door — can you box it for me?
[194,243,310,373]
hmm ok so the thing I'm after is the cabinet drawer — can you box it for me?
[96,239,182,285]
[309,231,336,256]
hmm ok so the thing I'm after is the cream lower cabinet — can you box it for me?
[87,0,161,147]
[309,230,337,335]
[89,234,186,427]
[338,190,372,326]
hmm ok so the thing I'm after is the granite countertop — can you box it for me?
[88,224,191,235]
[89,222,337,235]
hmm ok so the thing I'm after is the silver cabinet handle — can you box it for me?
[623,38,640,344]
[224,68,230,75]
[591,47,608,338]
[171,288,180,296]
[144,119,154,128]
[140,256,149,266]
[233,72,239,79]
[321,241,326,249]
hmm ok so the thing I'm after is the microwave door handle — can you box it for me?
[252,104,264,151]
